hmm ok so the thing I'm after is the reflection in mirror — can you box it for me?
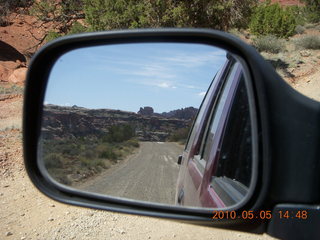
[40,43,255,209]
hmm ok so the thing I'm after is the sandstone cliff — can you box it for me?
[42,104,194,142]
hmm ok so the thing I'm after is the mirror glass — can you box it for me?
[40,42,256,209]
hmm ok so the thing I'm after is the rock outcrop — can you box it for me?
[42,105,194,142]
[8,67,27,84]
[161,107,198,120]
[138,106,154,116]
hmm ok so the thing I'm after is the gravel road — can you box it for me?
[79,142,183,204]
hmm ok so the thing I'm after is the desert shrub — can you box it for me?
[125,139,140,148]
[295,35,320,49]
[0,2,9,26]
[249,2,296,38]
[5,0,32,8]
[252,35,285,53]
[68,22,87,35]
[104,124,135,143]
[79,157,108,169]
[29,0,56,21]
[228,28,244,39]
[0,85,24,95]
[31,0,84,36]
[58,143,79,156]
[0,0,33,26]
[295,25,306,35]
[47,168,71,185]
[61,0,83,16]
[302,0,320,23]
[44,153,64,169]
[3,125,21,131]
[84,0,256,31]
[287,5,307,26]
[83,149,97,159]
[99,148,118,160]
[45,31,61,42]
[304,23,316,29]
[169,127,190,143]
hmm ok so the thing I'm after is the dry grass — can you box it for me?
[294,35,320,50]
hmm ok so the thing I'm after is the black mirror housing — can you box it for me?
[23,29,320,238]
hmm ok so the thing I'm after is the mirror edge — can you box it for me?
[23,28,272,229]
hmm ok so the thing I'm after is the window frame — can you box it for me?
[190,58,238,175]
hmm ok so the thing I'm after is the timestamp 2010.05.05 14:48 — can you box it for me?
[212,210,308,220]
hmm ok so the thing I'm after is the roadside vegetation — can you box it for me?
[2,1,319,60]
[252,35,286,54]
[168,125,192,144]
[43,123,139,185]
[0,84,24,95]
[294,35,320,49]
[24,0,257,40]
[0,0,32,26]
[1,1,319,47]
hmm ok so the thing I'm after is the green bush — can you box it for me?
[30,0,56,21]
[44,153,64,169]
[287,5,307,26]
[295,35,320,49]
[83,149,97,159]
[68,22,87,35]
[303,0,320,23]
[99,148,118,160]
[4,0,32,8]
[79,157,108,169]
[125,139,140,148]
[252,35,285,54]
[45,31,61,42]
[0,0,33,26]
[169,126,190,143]
[249,2,296,38]
[58,142,81,156]
[104,124,135,143]
[84,0,257,31]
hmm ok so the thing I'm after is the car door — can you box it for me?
[176,56,252,208]
[175,55,236,207]
[199,63,252,208]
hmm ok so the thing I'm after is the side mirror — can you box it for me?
[24,29,320,239]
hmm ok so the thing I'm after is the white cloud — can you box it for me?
[158,50,226,68]
[157,82,170,88]
[155,82,177,89]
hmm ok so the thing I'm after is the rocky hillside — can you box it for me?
[161,107,198,120]
[138,106,198,120]
[42,104,193,142]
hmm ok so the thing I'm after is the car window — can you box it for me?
[209,71,252,206]
[201,62,239,162]
[184,67,224,152]
[213,73,252,188]
[192,62,238,174]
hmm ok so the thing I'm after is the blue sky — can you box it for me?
[45,43,226,113]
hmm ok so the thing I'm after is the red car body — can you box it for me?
[176,54,253,208]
